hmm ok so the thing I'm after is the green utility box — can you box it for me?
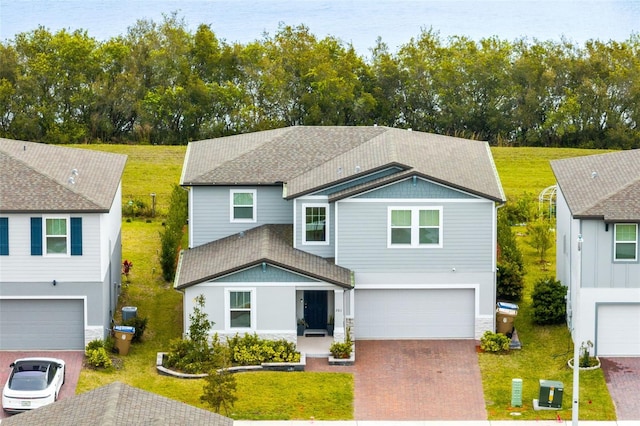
[511,378,523,407]
[538,380,563,408]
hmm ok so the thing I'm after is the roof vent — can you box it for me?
[337,167,343,175]
[591,171,598,179]
[355,165,361,173]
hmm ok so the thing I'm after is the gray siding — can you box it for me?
[356,178,475,199]
[336,199,494,273]
[581,220,640,288]
[214,264,318,282]
[190,186,292,247]
[294,198,335,257]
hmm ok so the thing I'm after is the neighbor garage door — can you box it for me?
[355,288,475,339]
[0,299,85,350]
[597,303,640,356]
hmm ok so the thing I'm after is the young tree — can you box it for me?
[527,216,554,263]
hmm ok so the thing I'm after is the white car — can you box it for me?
[2,357,65,414]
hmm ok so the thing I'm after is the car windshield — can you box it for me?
[9,370,48,391]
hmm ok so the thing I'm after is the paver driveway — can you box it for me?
[601,357,640,420]
[0,351,84,419]
[307,340,487,420]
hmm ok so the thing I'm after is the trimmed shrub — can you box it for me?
[531,277,567,325]
[329,327,353,359]
[480,331,511,353]
[86,347,113,369]
[227,333,301,365]
[496,261,524,302]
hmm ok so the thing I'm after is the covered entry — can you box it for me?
[355,288,475,339]
[0,299,85,350]
[304,290,329,330]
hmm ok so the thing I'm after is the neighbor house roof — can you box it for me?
[0,138,127,213]
[181,126,505,202]
[174,224,353,289]
[0,381,232,426]
[551,149,640,221]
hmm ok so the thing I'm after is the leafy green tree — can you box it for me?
[527,216,554,263]
[159,184,188,281]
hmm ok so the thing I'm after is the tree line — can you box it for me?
[1,14,639,148]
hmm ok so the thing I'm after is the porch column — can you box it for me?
[334,289,345,341]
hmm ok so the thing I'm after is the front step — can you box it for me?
[303,329,328,337]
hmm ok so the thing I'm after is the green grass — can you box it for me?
[75,144,617,421]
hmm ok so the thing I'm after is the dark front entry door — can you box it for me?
[304,290,328,329]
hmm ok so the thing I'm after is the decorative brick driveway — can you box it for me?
[0,351,84,419]
[307,340,487,420]
[601,357,640,420]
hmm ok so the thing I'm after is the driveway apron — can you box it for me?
[601,357,640,420]
[0,351,84,419]
[306,340,487,420]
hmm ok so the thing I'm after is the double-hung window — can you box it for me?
[30,217,82,256]
[46,218,68,255]
[614,223,637,261]
[388,207,442,248]
[230,189,256,222]
[303,203,329,244]
[228,290,253,329]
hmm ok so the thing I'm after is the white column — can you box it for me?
[334,289,345,341]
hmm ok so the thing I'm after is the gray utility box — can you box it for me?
[122,306,137,321]
[538,380,563,408]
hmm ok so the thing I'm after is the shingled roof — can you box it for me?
[175,224,353,289]
[551,149,640,221]
[0,381,232,426]
[181,126,505,202]
[0,138,127,213]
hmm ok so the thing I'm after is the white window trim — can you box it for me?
[387,206,443,248]
[43,216,70,257]
[229,189,257,223]
[225,288,256,330]
[614,223,638,262]
[302,203,330,245]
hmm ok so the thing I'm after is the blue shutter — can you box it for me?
[31,217,42,255]
[0,217,8,255]
[70,217,82,256]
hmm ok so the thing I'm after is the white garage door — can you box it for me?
[0,299,85,350]
[597,304,640,356]
[355,288,475,339]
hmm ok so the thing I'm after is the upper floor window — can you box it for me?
[230,189,256,222]
[46,218,68,255]
[614,223,637,261]
[228,290,253,329]
[388,207,442,248]
[31,217,82,256]
[303,203,329,244]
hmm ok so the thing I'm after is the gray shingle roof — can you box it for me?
[551,149,640,221]
[0,381,232,426]
[181,126,505,202]
[0,139,127,213]
[175,224,353,289]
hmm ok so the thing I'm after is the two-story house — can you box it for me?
[0,139,127,350]
[552,149,640,357]
[175,126,505,345]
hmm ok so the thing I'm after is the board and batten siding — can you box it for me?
[336,199,495,272]
[0,213,103,282]
[190,185,292,248]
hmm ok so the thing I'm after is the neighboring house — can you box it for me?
[0,139,127,350]
[552,149,640,357]
[0,381,232,426]
[175,126,505,344]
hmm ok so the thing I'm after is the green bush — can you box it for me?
[480,331,511,353]
[496,261,524,302]
[86,347,113,369]
[531,277,567,325]
[122,316,148,343]
[159,184,188,281]
[85,339,105,352]
[500,193,535,225]
[329,327,353,359]
[227,333,301,365]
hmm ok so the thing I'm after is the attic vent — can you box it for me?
[591,171,598,179]
[355,165,361,173]
[337,167,343,175]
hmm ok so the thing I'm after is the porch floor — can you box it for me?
[297,335,334,358]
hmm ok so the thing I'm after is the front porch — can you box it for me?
[296,334,334,358]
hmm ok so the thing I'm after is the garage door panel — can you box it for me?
[356,289,475,339]
[597,304,640,356]
[0,299,85,350]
